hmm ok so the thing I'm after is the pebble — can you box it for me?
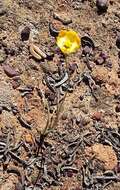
[82,45,92,55]
[115,105,120,112]
[51,20,64,32]
[81,36,95,49]
[21,26,30,41]
[3,64,19,77]
[116,35,120,49]
[44,47,54,60]
[76,116,81,125]
[0,8,6,16]
[24,133,33,144]
[105,60,112,68]
[0,49,6,63]
[79,96,84,101]
[53,12,72,25]
[96,56,104,65]
[96,0,108,12]
[49,22,59,37]
[100,52,108,60]
[92,112,102,120]
[11,77,21,89]
[68,63,77,74]
[29,44,47,60]
[66,170,73,177]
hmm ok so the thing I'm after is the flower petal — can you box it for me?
[56,29,81,54]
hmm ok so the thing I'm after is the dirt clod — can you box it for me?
[86,143,118,170]
[21,26,30,41]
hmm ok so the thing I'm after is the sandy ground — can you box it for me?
[0,0,120,190]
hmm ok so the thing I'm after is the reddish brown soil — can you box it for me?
[0,0,120,190]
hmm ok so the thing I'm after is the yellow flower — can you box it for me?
[56,30,80,54]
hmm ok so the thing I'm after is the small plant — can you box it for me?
[34,29,81,188]
[39,29,81,143]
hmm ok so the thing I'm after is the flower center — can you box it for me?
[64,40,72,49]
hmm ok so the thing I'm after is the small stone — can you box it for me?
[0,49,6,63]
[76,116,81,125]
[45,49,54,60]
[92,112,102,120]
[11,105,19,115]
[100,52,108,60]
[116,36,120,49]
[66,170,73,177]
[53,12,72,25]
[81,36,95,49]
[115,105,120,112]
[21,26,30,41]
[3,64,19,77]
[24,133,33,144]
[49,93,55,102]
[0,8,6,16]
[49,22,59,37]
[96,57,104,65]
[51,20,64,32]
[105,60,112,68]
[68,63,77,74]
[11,79,21,89]
[82,46,92,55]
[96,0,108,12]
[79,95,84,101]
